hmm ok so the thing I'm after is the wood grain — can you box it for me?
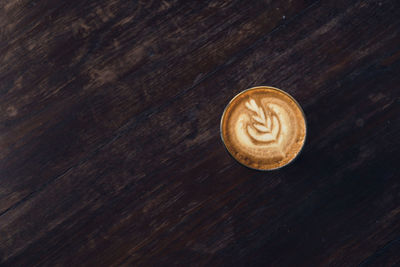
[1,0,399,266]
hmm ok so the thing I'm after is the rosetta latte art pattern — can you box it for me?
[245,98,280,143]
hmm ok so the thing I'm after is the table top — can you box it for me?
[1,0,399,266]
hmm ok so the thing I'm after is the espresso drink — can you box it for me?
[220,86,306,170]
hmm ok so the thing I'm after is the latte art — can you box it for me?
[245,98,280,143]
[220,87,306,170]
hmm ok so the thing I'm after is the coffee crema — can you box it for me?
[220,86,306,170]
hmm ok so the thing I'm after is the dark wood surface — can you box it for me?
[1,0,399,266]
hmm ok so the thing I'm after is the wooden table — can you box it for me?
[1,0,399,266]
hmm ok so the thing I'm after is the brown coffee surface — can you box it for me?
[221,86,306,170]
